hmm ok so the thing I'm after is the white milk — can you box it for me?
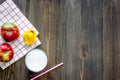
[25,49,48,72]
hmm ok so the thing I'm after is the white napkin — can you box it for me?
[0,0,41,70]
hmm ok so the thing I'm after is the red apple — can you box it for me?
[0,43,14,62]
[1,22,20,42]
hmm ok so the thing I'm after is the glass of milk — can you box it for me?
[25,49,48,72]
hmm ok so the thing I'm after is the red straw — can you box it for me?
[30,62,64,80]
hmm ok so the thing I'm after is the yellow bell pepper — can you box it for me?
[23,29,37,45]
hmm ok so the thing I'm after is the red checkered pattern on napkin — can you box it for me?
[0,0,41,70]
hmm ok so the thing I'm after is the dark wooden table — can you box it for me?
[0,0,120,80]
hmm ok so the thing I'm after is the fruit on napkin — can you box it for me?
[23,29,37,45]
[1,22,20,42]
[0,43,14,62]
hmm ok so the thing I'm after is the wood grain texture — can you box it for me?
[0,0,120,80]
[112,0,120,80]
[103,0,113,80]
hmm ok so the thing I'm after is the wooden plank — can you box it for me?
[65,0,82,80]
[66,0,103,80]
[103,0,113,80]
[84,0,103,80]
[55,0,66,80]
[112,0,120,80]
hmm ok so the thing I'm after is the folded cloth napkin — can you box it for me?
[0,0,41,70]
